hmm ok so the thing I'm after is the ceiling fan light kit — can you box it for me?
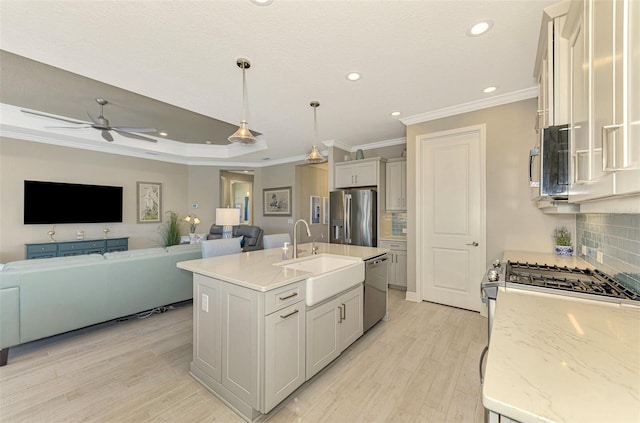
[228,58,257,145]
[305,101,326,164]
[20,98,158,143]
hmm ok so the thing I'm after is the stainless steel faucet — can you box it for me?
[293,219,311,259]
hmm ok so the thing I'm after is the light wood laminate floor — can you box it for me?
[0,289,487,422]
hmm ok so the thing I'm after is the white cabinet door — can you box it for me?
[385,160,406,211]
[306,298,340,379]
[221,282,259,408]
[338,285,363,349]
[264,301,306,413]
[193,274,222,382]
[335,163,356,188]
[354,161,378,186]
[394,250,408,289]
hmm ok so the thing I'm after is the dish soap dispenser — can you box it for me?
[282,242,290,260]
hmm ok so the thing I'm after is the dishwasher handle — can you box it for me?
[366,255,389,267]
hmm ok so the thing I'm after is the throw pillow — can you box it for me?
[189,233,208,244]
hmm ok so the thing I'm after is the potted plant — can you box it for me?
[553,226,573,256]
[160,211,182,247]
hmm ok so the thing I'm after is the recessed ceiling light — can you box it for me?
[250,0,273,5]
[158,131,168,137]
[468,20,494,36]
[483,86,497,93]
[390,111,401,117]
[346,72,361,81]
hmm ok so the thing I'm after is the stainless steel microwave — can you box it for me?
[529,124,569,199]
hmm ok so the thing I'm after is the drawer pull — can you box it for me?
[278,292,298,301]
[280,309,299,319]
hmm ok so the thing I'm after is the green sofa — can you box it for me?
[0,243,201,366]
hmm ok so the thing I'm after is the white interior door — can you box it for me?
[416,125,485,312]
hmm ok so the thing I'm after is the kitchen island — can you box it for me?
[177,242,388,422]
[483,286,640,422]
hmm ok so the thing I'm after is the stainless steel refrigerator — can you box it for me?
[330,189,377,247]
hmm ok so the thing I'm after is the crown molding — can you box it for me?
[400,87,538,126]
[322,139,351,152]
[354,137,406,151]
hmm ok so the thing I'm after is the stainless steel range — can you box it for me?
[479,260,639,381]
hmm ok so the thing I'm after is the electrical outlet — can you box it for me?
[201,293,209,312]
[581,245,587,255]
[596,251,604,264]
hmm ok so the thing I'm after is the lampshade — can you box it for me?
[216,208,240,226]
[305,101,326,163]
[228,58,257,145]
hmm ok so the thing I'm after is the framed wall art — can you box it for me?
[263,186,292,216]
[137,182,162,223]
[310,196,321,224]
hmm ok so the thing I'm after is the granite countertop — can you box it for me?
[503,250,593,269]
[483,287,640,422]
[177,242,389,292]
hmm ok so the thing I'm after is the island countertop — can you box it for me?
[483,287,640,423]
[177,242,389,292]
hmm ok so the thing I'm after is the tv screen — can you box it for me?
[24,180,123,224]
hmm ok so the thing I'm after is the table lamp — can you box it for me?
[216,208,240,239]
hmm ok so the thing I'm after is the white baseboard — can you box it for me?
[405,291,420,302]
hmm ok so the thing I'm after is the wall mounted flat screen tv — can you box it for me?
[24,180,123,224]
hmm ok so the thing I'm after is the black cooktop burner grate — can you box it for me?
[506,261,639,301]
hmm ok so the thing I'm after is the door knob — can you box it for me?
[467,241,479,247]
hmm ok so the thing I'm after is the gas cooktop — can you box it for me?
[506,261,639,301]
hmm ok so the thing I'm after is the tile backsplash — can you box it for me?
[391,213,407,236]
[576,214,640,293]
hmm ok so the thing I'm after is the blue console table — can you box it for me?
[25,237,129,259]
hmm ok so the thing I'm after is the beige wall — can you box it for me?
[405,98,575,294]
[0,137,189,262]
[253,162,297,235]
[296,164,329,242]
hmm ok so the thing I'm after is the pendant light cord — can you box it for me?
[241,65,247,122]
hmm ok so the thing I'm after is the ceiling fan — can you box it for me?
[21,98,158,142]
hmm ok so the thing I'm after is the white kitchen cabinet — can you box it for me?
[306,284,363,379]
[385,159,406,211]
[566,0,640,202]
[534,2,570,130]
[264,300,306,412]
[191,276,306,419]
[379,239,407,290]
[335,158,380,188]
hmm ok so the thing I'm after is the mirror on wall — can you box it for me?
[219,170,254,225]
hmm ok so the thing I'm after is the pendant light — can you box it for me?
[228,58,257,144]
[305,101,326,163]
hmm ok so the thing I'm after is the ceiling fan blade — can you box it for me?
[114,129,158,143]
[113,126,157,133]
[102,130,114,142]
[21,109,89,125]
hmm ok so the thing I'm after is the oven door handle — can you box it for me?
[479,345,489,384]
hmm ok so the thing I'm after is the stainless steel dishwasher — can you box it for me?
[363,253,389,332]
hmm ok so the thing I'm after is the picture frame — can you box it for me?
[137,182,162,223]
[263,186,292,216]
[323,196,329,224]
[310,196,321,224]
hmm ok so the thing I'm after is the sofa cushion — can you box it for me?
[166,243,202,254]
[103,247,166,260]
[2,254,104,271]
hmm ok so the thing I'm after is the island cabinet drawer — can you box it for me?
[379,239,407,251]
[264,282,305,315]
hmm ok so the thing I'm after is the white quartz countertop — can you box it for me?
[483,287,640,423]
[503,250,594,269]
[177,242,389,292]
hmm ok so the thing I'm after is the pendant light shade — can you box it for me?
[228,58,257,144]
[305,101,326,163]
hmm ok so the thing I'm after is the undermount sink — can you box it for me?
[276,254,364,306]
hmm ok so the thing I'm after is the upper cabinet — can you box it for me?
[385,159,406,211]
[564,0,640,203]
[334,158,384,188]
[534,2,571,130]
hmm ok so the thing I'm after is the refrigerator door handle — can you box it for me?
[345,194,351,244]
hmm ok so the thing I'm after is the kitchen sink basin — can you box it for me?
[277,254,364,306]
